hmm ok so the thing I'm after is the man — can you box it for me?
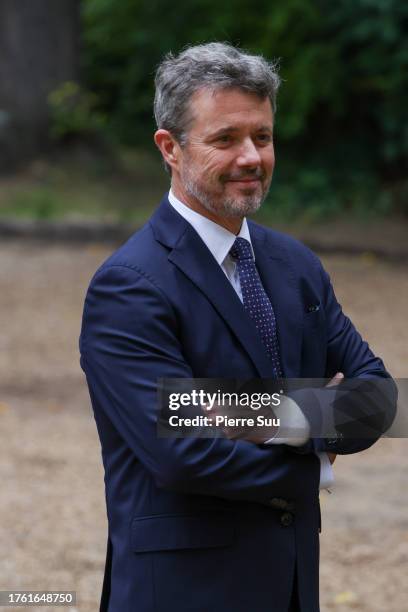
[80,43,395,612]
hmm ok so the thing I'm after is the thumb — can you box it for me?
[326,372,344,387]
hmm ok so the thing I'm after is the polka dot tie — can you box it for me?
[230,237,283,378]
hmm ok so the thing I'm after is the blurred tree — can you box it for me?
[0,0,81,172]
[82,0,408,215]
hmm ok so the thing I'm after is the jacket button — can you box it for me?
[269,497,287,510]
[280,512,293,527]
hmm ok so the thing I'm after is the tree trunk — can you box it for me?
[0,0,80,172]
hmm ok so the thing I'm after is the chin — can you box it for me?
[221,197,263,217]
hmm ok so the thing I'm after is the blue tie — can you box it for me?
[230,237,283,378]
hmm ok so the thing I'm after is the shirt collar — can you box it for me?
[168,189,254,265]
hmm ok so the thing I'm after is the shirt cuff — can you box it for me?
[318,452,334,490]
[264,395,310,447]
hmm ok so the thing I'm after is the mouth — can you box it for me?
[226,178,262,187]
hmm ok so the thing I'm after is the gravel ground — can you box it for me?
[0,241,407,612]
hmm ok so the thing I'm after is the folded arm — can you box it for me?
[80,264,320,505]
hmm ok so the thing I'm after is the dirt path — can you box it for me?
[0,241,407,611]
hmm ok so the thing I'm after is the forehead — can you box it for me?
[188,87,273,133]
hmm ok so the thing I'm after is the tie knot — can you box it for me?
[230,237,253,261]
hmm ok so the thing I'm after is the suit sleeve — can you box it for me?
[288,256,397,456]
[80,264,319,504]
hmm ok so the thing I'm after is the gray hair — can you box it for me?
[154,42,280,149]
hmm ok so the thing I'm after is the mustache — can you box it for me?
[221,170,265,182]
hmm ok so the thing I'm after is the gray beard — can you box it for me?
[182,172,267,218]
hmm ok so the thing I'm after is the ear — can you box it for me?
[154,129,181,172]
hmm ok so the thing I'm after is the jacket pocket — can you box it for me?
[303,305,324,329]
[131,514,235,553]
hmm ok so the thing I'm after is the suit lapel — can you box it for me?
[150,199,275,378]
[249,222,303,377]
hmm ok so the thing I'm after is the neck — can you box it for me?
[171,183,243,235]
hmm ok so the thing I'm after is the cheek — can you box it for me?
[263,149,275,173]
[190,147,231,180]
[202,151,228,176]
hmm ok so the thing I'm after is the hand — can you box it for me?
[326,372,344,388]
[325,372,344,465]
[203,403,278,444]
[327,452,337,465]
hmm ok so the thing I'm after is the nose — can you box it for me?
[236,138,262,167]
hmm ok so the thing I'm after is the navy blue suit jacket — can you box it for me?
[80,196,395,612]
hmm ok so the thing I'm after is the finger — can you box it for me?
[326,372,344,387]
[327,452,337,465]
[202,402,219,414]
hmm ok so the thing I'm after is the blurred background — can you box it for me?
[1,0,408,224]
[0,1,407,611]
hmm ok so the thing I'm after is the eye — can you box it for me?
[256,133,272,144]
[217,134,232,144]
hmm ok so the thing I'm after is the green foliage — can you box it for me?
[81,0,408,216]
[0,149,169,222]
[264,166,395,222]
[10,188,60,220]
[48,81,107,141]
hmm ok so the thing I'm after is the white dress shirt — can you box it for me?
[168,189,334,490]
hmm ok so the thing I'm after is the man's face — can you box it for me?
[177,87,275,220]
